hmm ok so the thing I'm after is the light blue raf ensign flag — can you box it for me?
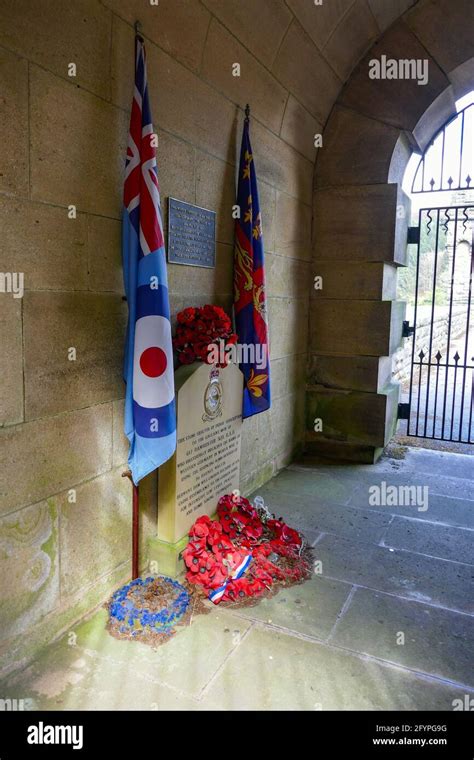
[122,34,176,485]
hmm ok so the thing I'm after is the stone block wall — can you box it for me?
[0,0,323,674]
[2,0,465,675]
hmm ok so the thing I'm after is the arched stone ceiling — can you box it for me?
[199,0,418,133]
[100,0,418,162]
[314,0,474,191]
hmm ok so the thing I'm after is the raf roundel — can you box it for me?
[133,315,174,409]
[140,346,167,378]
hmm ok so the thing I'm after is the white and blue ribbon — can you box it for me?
[208,554,252,604]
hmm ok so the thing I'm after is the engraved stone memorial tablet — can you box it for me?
[152,362,243,575]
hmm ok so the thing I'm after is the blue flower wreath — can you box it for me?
[109,576,190,635]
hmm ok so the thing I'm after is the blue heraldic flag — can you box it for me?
[234,114,271,418]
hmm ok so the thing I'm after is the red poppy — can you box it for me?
[177,307,196,324]
[267,518,284,536]
[182,549,195,570]
[234,495,253,513]
[208,564,228,588]
[280,524,302,546]
[182,539,206,569]
[188,550,216,585]
[245,519,264,542]
[190,515,214,539]
[209,532,233,555]
[247,578,267,596]
[217,495,234,518]
[223,578,253,601]
[233,511,250,527]
[250,564,273,586]
[206,523,223,541]
[219,510,239,538]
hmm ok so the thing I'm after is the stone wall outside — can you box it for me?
[393,307,467,385]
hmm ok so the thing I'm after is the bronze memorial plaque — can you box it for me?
[167,197,216,268]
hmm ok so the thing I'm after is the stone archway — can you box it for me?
[307,0,474,463]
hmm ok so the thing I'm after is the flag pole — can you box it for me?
[122,471,140,580]
[121,22,175,584]
[134,19,144,41]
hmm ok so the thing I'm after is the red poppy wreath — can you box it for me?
[173,304,238,367]
[183,494,313,604]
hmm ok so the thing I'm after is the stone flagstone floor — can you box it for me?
[1,445,473,710]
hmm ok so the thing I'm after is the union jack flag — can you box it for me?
[122,34,176,485]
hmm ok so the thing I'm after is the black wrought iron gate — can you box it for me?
[405,205,474,443]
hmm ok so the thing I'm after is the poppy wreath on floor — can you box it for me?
[183,494,313,604]
[106,576,211,647]
[108,576,190,636]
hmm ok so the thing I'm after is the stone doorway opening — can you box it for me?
[393,93,474,455]
[310,17,474,466]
